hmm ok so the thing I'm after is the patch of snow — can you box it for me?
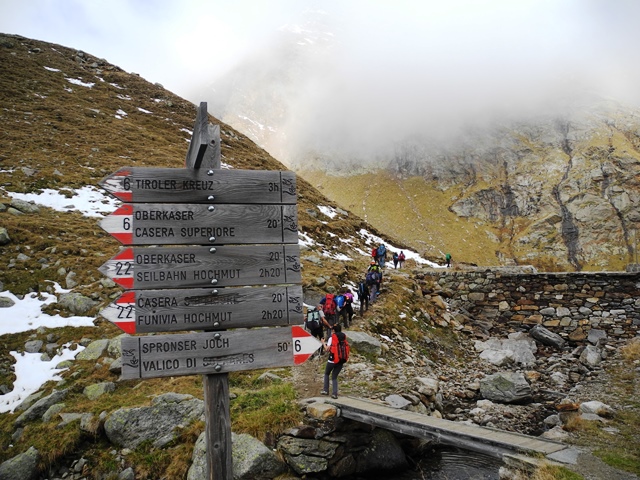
[0,289,95,336]
[3,186,119,217]
[0,344,86,413]
[318,205,338,218]
[137,107,152,114]
[66,78,95,88]
[117,94,132,101]
[44,66,60,72]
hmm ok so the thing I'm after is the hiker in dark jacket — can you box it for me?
[338,287,354,328]
[358,280,370,314]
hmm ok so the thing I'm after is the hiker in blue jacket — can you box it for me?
[376,243,387,268]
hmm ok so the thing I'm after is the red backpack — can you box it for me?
[322,293,337,315]
[330,332,350,364]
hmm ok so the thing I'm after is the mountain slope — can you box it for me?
[199,8,640,272]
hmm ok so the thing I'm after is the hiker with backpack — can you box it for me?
[321,324,349,399]
[392,252,399,269]
[445,252,452,268]
[319,293,339,340]
[357,279,370,314]
[366,262,381,304]
[376,243,387,268]
[338,287,354,328]
[398,251,406,269]
[305,306,325,341]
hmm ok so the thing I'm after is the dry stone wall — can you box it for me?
[425,270,640,341]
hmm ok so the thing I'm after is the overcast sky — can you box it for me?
[2,0,640,160]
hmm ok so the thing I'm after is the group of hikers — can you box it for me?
[304,243,408,398]
[304,289,353,399]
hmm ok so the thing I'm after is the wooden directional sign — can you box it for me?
[100,203,298,245]
[99,168,296,204]
[120,326,322,379]
[98,245,301,290]
[101,285,304,334]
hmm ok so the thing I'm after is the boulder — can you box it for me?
[0,446,39,480]
[76,339,109,361]
[479,372,532,404]
[355,429,408,474]
[345,331,382,357]
[0,295,15,308]
[580,401,615,418]
[579,345,602,368]
[104,393,204,449]
[277,436,338,475]
[530,324,566,349]
[15,389,68,426]
[385,394,412,409]
[83,382,116,400]
[0,227,11,246]
[10,199,39,214]
[57,292,98,315]
[307,402,337,420]
[415,376,439,397]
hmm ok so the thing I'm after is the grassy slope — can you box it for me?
[302,170,502,266]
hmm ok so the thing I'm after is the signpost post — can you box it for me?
[97,102,314,480]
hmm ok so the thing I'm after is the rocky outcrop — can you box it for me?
[188,432,286,480]
[278,402,409,478]
[104,393,204,449]
[480,372,533,404]
[0,446,39,480]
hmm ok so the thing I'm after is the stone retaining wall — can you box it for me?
[422,270,640,341]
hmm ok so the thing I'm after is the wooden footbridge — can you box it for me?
[326,396,578,463]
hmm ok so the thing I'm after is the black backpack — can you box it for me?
[306,309,321,330]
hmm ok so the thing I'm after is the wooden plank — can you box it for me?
[98,244,302,290]
[99,168,297,204]
[101,285,304,333]
[120,326,322,379]
[334,399,567,458]
[100,203,299,245]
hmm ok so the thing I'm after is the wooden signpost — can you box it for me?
[98,244,302,289]
[120,325,320,379]
[97,102,316,480]
[100,285,303,334]
[99,167,296,204]
[99,203,298,245]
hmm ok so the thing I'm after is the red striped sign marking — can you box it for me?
[291,326,321,365]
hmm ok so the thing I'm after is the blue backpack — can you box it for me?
[365,271,379,285]
[377,244,386,256]
[335,294,346,309]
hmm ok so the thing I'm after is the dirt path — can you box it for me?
[292,349,326,398]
